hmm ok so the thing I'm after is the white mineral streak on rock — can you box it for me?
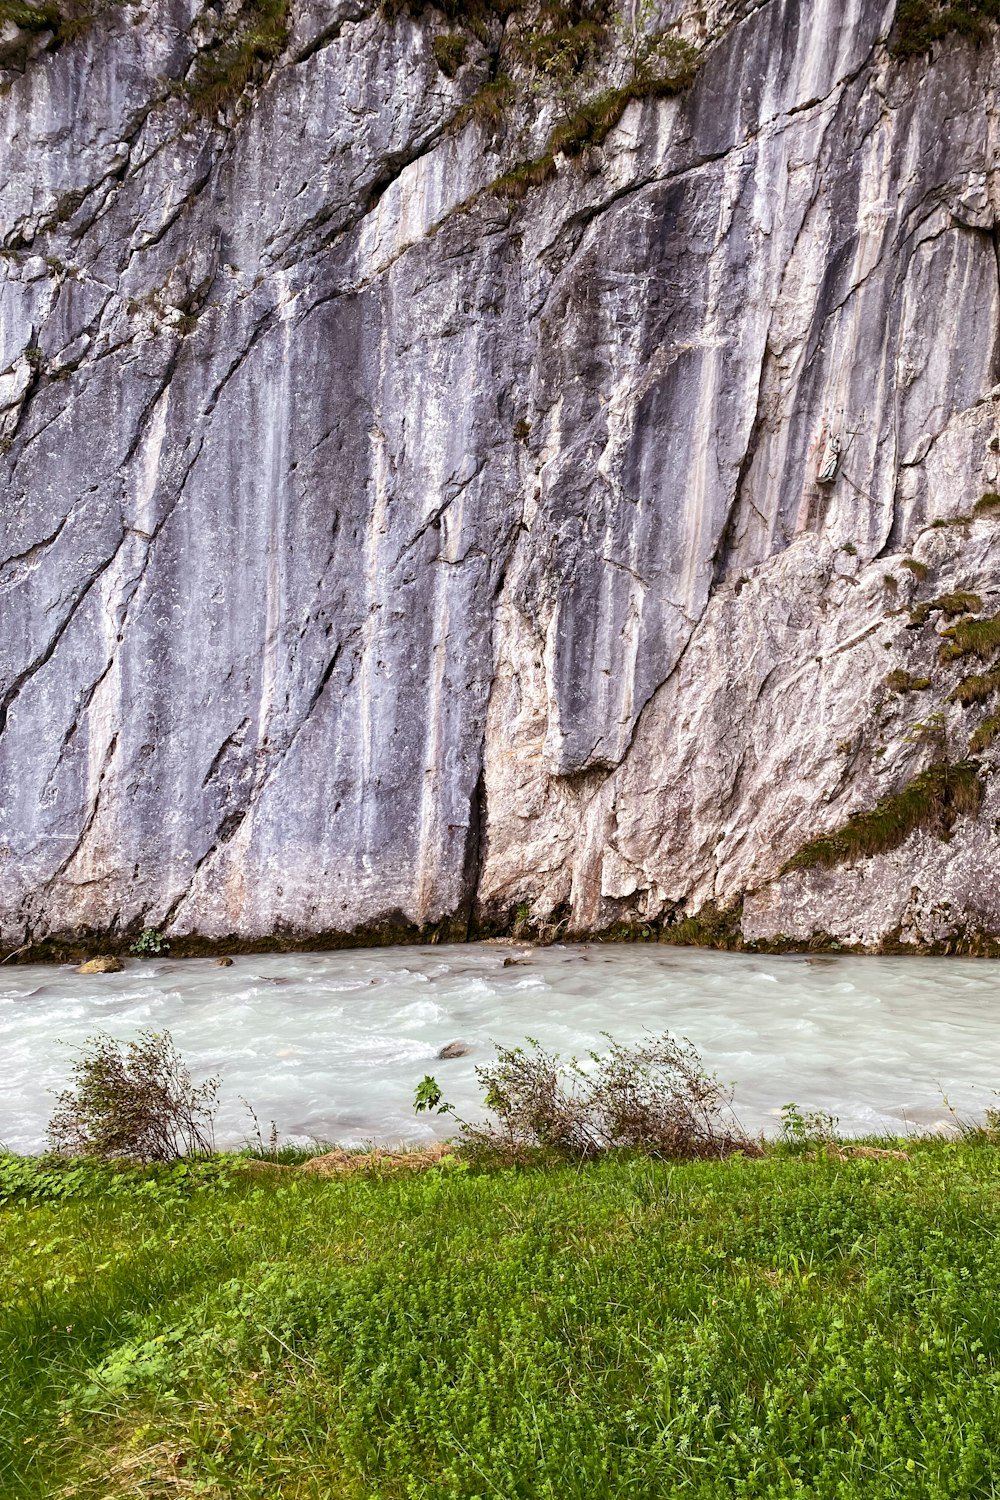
[1,0,999,951]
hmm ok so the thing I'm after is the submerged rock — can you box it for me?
[76,956,124,975]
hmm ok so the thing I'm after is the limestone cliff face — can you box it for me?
[1,0,999,953]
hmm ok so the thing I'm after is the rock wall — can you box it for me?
[1,0,999,953]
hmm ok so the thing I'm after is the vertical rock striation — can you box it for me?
[1,0,999,952]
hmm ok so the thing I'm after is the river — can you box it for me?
[2,943,999,1153]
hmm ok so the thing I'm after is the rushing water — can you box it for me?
[2,943,1000,1152]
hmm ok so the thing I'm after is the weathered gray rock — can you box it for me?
[1,0,999,953]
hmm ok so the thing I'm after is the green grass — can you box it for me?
[6,1143,1000,1496]
[951,671,1000,705]
[782,759,983,873]
[970,714,1000,752]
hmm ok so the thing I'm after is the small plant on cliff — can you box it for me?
[129,926,169,957]
[939,610,1000,663]
[885,668,932,693]
[891,0,1000,56]
[432,31,467,74]
[47,1030,219,1162]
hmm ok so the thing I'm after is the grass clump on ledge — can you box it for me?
[939,609,1000,662]
[950,670,1000,704]
[782,758,983,873]
[891,0,1000,55]
[970,713,1000,752]
[186,0,290,114]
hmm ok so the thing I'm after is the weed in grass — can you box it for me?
[782,759,983,872]
[780,1101,839,1149]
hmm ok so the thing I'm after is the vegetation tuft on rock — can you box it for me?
[782,759,984,873]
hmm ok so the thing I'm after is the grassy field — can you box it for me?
[4,1142,1000,1498]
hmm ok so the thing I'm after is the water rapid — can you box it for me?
[2,943,999,1153]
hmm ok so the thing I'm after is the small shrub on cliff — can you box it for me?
[892,0,1000,56]
[432,31,466,75]
[129,926,168,957]
[47,1030,219,1162]
[885,668,932,693]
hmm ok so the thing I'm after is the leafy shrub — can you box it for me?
[423,1033,751,1161]
[129,925,168,957]
[780,1102,839,1149]
[47,1030,219,1162]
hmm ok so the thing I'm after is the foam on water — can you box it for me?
[2,943,1000,1152]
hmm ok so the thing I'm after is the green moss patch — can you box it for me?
[885,668,932,693]
[782,759,984,874]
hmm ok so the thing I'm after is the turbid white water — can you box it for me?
[2,944,1000,1153]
